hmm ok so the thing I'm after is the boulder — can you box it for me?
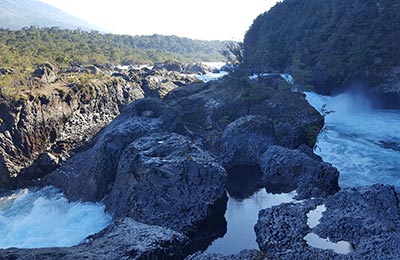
[220,115,276,167]
[255,185,400,259]
[259,145,339,199]
[104,132,227,236]
[33,63,57,83]
[43,98,183,201]
[0,218,189,260]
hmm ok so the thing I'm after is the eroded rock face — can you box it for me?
[33,63,58,83]
[0,218,189,260]
[255,185,400,259]
[259,145,339,199]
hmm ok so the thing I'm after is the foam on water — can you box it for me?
[0,186,111,249]
[305,91,400,187]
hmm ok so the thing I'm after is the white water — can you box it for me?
[305,91,400,187]
[304,204,353,254]
[0,187,111,249]
[205,189,295,255]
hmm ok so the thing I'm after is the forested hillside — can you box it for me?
[0,27,228,71]
[243,0,400,93]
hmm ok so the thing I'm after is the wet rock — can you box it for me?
[186,249,265,260]
[33,62,57,83]
[104,132,227,236]
[0,218,189,260]
[255,185,400,259]
[220,115,276,167]
[259,145,339,199]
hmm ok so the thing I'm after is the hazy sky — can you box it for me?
[39,0,279,40]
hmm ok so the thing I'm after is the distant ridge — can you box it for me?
[0,0,100,30]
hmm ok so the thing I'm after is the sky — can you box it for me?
[39,0,279,41]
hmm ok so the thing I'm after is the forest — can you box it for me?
[0,27,228,71]
[243,0,400,91]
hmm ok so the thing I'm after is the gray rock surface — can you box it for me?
[220,115,276,167]
[44,98,183,202]
[259,145,339,199]
[255,185,400,259]
[33,62,58,83]
[186,249,265,260]
[0,218,189,260]
[104,132,227,235]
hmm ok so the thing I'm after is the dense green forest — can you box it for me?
[0,27,228,71]
[243,0,400,92]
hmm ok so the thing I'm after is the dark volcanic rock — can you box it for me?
[43,98,183,202]
[104,132,227,235]
[0,218,189,260]
[186,249,265,260]
[220,115,276,167]
[255,185,400,259]
[0,77,144,188]
[259,145,339,199]
[33,62,57,83]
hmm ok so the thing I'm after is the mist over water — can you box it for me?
[305,91,400,187]
[0,187,111,249]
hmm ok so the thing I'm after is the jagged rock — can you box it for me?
[186,249,265,260]
[255,185,400,259]
[0,77,144,188]
[220,115,276,167]
[43,98,183,201]
[104,133,227,236]
[19,152,59,180]
[0,218,189,260]
[33,62,57,83]
[154,61,184,72]
[259,145,339,199]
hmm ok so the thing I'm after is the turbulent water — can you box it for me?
[0,187,111,249]
[305,91,400,187]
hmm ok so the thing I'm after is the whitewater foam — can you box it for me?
[0,187,111,249]
[305,91,400,187]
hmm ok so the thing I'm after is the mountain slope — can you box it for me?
[0,0,98,30]
[243,0,400,95]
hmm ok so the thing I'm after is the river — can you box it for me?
[305,91,400,187]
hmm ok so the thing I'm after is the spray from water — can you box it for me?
[0,187,112,249]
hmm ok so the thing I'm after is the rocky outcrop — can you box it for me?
[255,185,400,259]
[186,249,265,260]
[0,77,144,188]
[0,218,189,259]
[220,115,276,167]
[104,133,227,235]
[33,62,58,83]
[43,98,183,201]
[0,65,198,188]
[259,145,339,199]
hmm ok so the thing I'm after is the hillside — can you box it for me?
[243,0,400,96]
[0,27,228,71]
[0,0,97,30]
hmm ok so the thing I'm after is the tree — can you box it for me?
[221,42,244,64]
